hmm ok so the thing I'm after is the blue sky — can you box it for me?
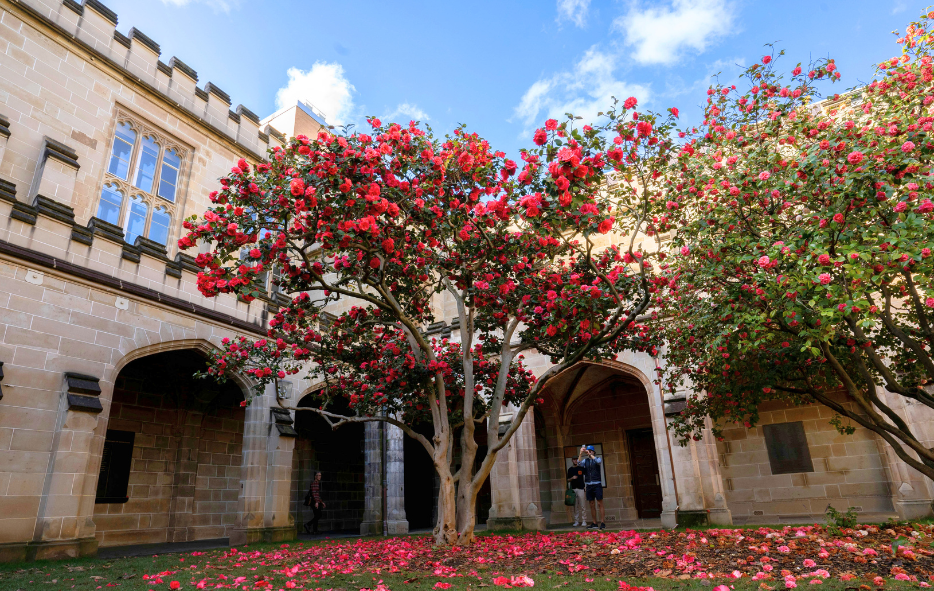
[107,0,924,158]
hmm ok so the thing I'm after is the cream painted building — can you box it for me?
[0,0,932,564]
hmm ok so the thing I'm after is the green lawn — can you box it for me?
[0,523,931,591]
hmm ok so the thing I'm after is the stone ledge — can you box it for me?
[229,526,294,546]
[0,537,100,563]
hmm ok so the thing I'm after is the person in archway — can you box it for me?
[578,445,605,530]
[304,472,325,535]
[567,457,586,527]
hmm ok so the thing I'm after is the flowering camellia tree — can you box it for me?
[656,13,934,479]
[180,99,675,544]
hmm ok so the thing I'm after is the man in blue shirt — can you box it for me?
[577,445,605,529]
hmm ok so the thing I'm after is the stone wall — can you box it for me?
[717,395,895,523]
[93,350,244,546]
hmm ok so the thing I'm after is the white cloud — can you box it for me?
[614,0,735,65]
[514,47,650,133]
[159,0,239,12]
[383,102,430,123]
[557,0,591,28]
[275,63,357,126]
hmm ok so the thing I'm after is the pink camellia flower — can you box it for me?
[803,559,816,568]
[818,254,831,265]
[759,171,771,181]
[758,256,771,267]
[902,141,916,153]
[919,199,934,213]
[819,273,832,285]
[846,151,864,165]
[778,545,791,554]
[926,297,934,308]
[533,129,547,146]
[545,119,558,131]
[624,96,638,109]
[833,213,845,223]
[808,580,822,585]
[713,586,731,591]
[762,55,772,64]
[435,583,453,589]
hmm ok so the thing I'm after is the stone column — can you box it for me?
[360,422,383,535]
[231,388,297,545]
[361,421,409,536]
[877,388,934,519]
[27,373,105,560]
[385,423,408,534]
[663,396,732,527]
[487,410,546,530]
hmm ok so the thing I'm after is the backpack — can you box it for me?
[564,483,577,506]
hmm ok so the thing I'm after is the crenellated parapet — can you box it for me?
[11,0,287,160]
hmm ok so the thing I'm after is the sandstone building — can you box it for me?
[0,0,933,563]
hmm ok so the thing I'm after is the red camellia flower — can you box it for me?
[533,129,548,145]
[623,96,638,109]
[545,119,558,131]
[762,55,772,64]
[846,151,864,164]
[290,178,305,196]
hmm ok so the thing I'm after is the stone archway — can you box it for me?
[534,360,679,528]
[92,347,247,547]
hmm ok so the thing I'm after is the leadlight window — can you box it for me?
[763,421,815,475]
[95,113,188,246]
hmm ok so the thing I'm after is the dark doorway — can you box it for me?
[626,428,662,518]
[403,424,435,530]
[292,397,365,533]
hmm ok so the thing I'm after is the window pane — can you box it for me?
[133,136,160,193]
[163,147,181,169]
[763,422,814,474]
[108,122,136,181]
[158,148,179,202]
[96,184,124,225]
[125,196,148,245]
[149,207,170,245]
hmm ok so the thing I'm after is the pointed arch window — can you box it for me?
[94,113,190,247]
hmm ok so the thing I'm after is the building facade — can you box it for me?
[0,0,933,563]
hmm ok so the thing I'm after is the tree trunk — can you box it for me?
[433,460,458,546]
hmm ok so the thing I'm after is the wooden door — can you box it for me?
[627,428,662,518]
